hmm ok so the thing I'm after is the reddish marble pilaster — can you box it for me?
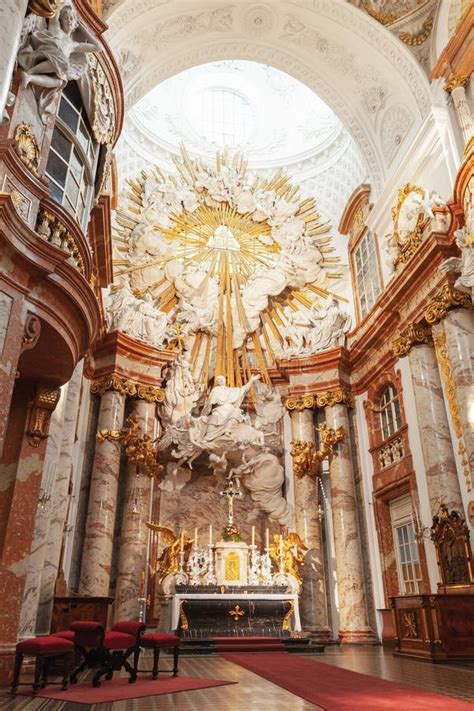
[79,389,126,597]
[290,408,331,641]
[325,404,374,643]
[114,400,155,621]
[0,381,59,682]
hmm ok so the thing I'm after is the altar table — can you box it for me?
[172,593,301,637]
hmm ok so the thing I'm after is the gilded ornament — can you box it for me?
[97,415,163,479]
[444,74,470,93]
[285,394,315,411]
[402,611,418,638]
[27,385,60,447]
[229,604,245,621]
[13,123,40,175]
[35,209,85,275]
[90,374,165,403]
[225,552,241,582]
[291,424,345,477]
[391,322,432,358]
[398,17,433,47]
[178,600,189,631]
[268,532,307,585]
[434,332,471,492]
[424,285,472,325]
[282,600,295,631]
[28,0,61,18]
[145,523,194,582]
[285,389,353,411]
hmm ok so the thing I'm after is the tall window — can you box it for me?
[390,496,422,594]
[45,82,97,228]
[379,384,402,440]
[195,88,254,146]
[353,230,381,318]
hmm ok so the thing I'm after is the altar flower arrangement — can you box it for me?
[222,524,242,542]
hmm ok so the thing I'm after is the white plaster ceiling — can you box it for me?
[105,0,433,197]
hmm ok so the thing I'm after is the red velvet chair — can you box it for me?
[69,620,142,687]
[11,635,75,695]
[136,633,181,679]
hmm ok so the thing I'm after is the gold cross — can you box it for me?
[229,605,245,621]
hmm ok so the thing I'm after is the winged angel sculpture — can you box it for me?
[145,523,194,584]
[18,2,100,122]
[269,532,308,586]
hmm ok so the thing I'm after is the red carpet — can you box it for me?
[222,652,474,711]
[17,676,236,704]
[212,636,285,652]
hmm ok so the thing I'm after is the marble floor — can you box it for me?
[1,646,473,710]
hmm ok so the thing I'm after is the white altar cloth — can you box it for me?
[171,592,301,632]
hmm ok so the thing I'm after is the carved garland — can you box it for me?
[13,123,40,176]
[433,331,471,492]
[390,182,426,266]
[90,374,165,403]
[290,423,345,478]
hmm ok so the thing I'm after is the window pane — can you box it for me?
[66,173,80,206]
[49,181,64,203]
[59,97,79,133]
[46,151,68,187]
[78,119,90,155]
[70,150,83,183]
[51,130,71,161]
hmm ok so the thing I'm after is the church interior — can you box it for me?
[0,0,473,708]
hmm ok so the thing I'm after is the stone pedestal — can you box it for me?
[114,399,155,621]
[215,541,249,586]
[79,389,126,597]
[408,343,464,513]
[290,408,331,641]
[325,404,374,643]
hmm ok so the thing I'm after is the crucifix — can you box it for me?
[219,478,243,526]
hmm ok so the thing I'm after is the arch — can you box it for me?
[105,0,432,196]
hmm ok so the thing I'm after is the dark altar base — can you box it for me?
[175,585,289,594]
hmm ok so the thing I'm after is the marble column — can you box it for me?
[36,363,84,633]
[325,404,373,643]
[408,344,464,513]
[290,408,331,641]
[79,389,126,597]
[0,381,59,682]
[0,1,28,121]
[450,84,474,147]
[114,400,155,622]
[438,310,474,481]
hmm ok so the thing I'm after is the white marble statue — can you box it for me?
[106,284,170,349]
[307,296,352,350]
[198,373,261,444]
[161,351,203,425]
[18,3,100,122]
[440,227,474,302]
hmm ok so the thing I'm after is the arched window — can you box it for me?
[379,384,402,440]
[45,82,98,229]
[353,230,381,319]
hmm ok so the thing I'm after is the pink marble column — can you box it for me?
[0,381,59,682]
[439,309,474,481]
[408,343,464,513]
[114,400,155,622]
[79,389,126,597]
[290,408,331,641]
[325,404,373,643]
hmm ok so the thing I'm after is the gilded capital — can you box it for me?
[424,284,472,325]
[91,374,165,403]
[444,73,469,93]
[285,388,353,411]
[391,323,433,358]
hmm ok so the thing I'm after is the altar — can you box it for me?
[172,588,301,638]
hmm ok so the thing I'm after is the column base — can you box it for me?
[339,628,379,644]
[302,626,334,643]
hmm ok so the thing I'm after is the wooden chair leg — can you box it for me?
[62,653,73,690]
[172,646,179,677]
[152,648,160,679]
[33,656,43,695]
[133,644,141,675]
[40,656,49,688]
[10,652,23,694]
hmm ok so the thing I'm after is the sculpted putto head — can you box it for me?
[59,5,78,34]
[215,375,226,386]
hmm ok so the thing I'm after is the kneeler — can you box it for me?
[69,620,144,687]
[11,635,75,695]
